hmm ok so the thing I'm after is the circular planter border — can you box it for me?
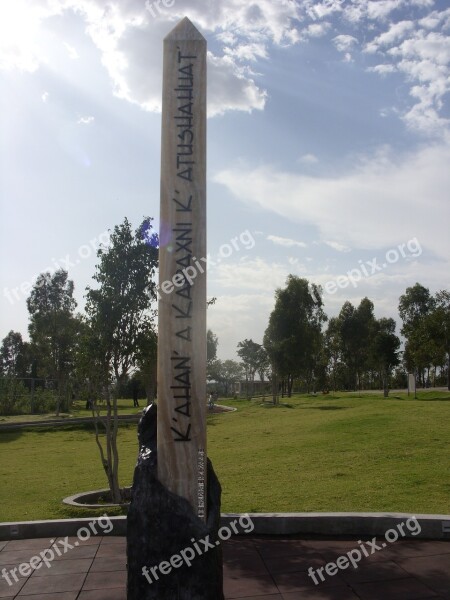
[63,488,131,509]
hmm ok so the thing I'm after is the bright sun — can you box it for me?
[0,1,47,71]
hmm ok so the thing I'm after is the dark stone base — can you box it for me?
[127,404,224,599]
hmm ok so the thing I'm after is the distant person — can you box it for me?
[133,387,139,408]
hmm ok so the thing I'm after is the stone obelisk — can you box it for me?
[157,17,207,519]
[127,19,223,599]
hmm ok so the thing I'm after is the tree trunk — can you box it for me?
[447,348,450,391]
[287,374,293,397]
[93,380,122,504]
[272,374,278,405]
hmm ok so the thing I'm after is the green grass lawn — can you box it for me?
[0,391,449,522]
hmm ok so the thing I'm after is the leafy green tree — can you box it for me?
[421,290,450,389]
[324,317,343,392]
[84,216,158,502]
[135,324,158,403]
[336,298,375,390]
[264,276,327,399]
[237,338,264,398]
[207,329,218,365]
[370,318,400,397]
[26,270,81,413]
[398,283,435,385]
[255,346,271,399]
[0,331,34,415]
[0,331,31,377]
[207,359,243,397]
[399,283,434,337]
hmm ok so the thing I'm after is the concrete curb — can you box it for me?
[1,512,449,541]
[221,512,450,539]
[62,488,131,509]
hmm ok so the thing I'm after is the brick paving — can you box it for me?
[0,535,448,599]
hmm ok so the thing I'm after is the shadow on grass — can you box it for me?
[416,396,450,401]
[298,405,349,411]
[314,405,349,411]
[0,430,22,443]
[259,402,294,409]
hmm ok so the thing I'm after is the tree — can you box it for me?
[324,317,343,392]
[255,346,271,399]
[370,318,400,397]
[264,276,327,399]
[399,283,434,337]
[0,331,31,378]
[398,283,435,385]
[26,270,81,413]
[207,330,218,365]
[84,216,158,502]
[422,290,450,390]
[0,331,33,415]
[135,324,158,403]
[336,298,375,390]
[237,339,263,398]
[207,359,243,397]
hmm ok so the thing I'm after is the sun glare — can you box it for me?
[0,1,45,71]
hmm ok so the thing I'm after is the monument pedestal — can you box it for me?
[127,405,224,599]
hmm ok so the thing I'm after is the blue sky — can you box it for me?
[1,0,449,359]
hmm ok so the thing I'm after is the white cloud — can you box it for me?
[77,115,94,124]
[333,34,358,52]
[304,22,331,38]
[343,0,404,23]
[215,143,450,265]
[304,0,343,21]
[324,240,351,252]
[0,1,57,71]
[298,153,319,164]
[207,53,267,117]
[211,256,288,291]
[388,30,450,134]
[64,42,79,59]
[0,0,301,117]
[367,0,404,20]
[0,0,448,132]
[223,42,268,62]
[41,91,49,102]
[419,8,450,30]
[365,20,415,52]
[367,64,397,75]
[267,235,307,248]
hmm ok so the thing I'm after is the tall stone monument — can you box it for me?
[127,17,223,599]
[157,16,207,520]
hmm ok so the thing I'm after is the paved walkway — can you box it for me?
[0,535,449,599]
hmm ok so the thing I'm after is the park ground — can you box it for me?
[0,390,449,522]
